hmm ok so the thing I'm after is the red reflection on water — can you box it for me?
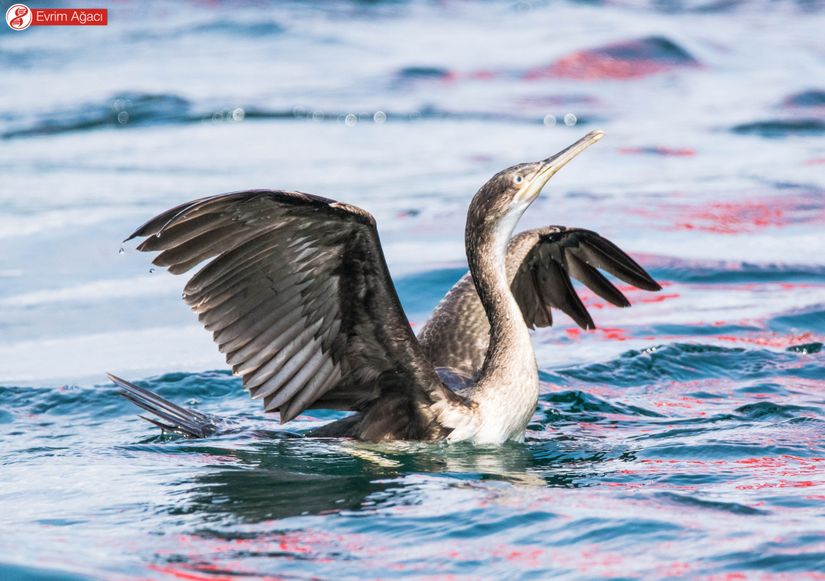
[618,146,696,157]
[676,201,786,234]
[147,564,237,581]
[527,53,672,80]
[563,325,630,341]
[600,327,629,341]
[525,37,698,81]
[631,191,825,234]
[715,332,820,349]
[638,293,681,304]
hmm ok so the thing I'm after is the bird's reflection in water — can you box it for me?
[341,440,550,487]
[161,431,592,525]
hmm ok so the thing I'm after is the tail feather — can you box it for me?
[108,373,218,438]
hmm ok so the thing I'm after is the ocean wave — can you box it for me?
[526,36,699,81]
[553,342,820,385]
[731,118,825,137]
[648,258,825,284]
[0,92,593,140]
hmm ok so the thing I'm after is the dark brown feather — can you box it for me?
[536,259,595,330]
[563,251,630,307]
[518,227,660,329]
[128,189,462,430]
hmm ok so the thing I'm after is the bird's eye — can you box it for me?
[514,175,524,185]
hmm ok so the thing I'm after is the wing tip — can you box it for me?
[579,316,596,331]
[123,231,140,243]
[106,371,125,385]
[278,408,297,424]
[125,220,164,244]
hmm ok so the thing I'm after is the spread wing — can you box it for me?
[418,226,661,374]
[127,189,459,424]
[511,226,661,330]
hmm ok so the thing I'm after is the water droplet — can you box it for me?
[373,110,387,124]
[344,113,358,127]
[118,246,125,255]
[149,268,155,274]
[232,107,245,122]
[312,110,324,122]
[564,113,577,127]
[543,114,556,127]
[117,111,129,124]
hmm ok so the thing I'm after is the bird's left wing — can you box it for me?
[126,190,462,431]
[510,226,661,330]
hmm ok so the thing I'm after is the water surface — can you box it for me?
[1,1,823,579]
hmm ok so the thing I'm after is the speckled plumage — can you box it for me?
[419,227,661,376]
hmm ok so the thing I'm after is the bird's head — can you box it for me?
[467,130,604,244]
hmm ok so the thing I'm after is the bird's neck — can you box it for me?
[465,212,539,442]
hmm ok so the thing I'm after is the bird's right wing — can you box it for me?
[126,190,464,437]
[418,226,661,374]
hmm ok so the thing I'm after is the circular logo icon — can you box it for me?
[6,4,32,31]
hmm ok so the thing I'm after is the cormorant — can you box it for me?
[110,130,660,444]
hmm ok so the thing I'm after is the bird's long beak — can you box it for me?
[518,130,605,202]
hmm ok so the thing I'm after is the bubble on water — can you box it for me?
[212,111,224,122]
[543,114,557,127]
[564,113,577,127]
[112,98,126,112]
[117,111,129,124]
[311,110,324,122]
[345,113,358,127]
[373,110,387,124]
[232,107,245,122]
